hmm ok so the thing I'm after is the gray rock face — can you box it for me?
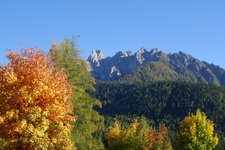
[110,66,121,80]
[88,50,105,67]
[87,48,225,85]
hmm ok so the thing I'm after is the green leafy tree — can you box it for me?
[177,109,218,150]
[49,38,104,150]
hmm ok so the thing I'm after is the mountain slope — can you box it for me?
[88,48,225,86]
[118,61,185,83]
[92,81,225,136]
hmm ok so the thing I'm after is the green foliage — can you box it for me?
[0,138,8,149]
[118,60,223,85]
[215,137,225,150]
[119,61,181,83]
[176,109,218,150]
[49,38,104,150]
[104,118,172,150]
[104,115,152,128]
[93,81,225,136]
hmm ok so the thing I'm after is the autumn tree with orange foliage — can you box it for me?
[0,49,76,150]
[148,125,173,150]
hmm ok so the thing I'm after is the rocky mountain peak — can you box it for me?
[114,51,132,58]
[87,48,225,85]
[88,49,105,67]
[136,47,147,54]
[150,48,159,55]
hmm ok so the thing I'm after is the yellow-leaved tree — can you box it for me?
[105,118,172,150]
[0,49,76,150]
[177,109,218,150]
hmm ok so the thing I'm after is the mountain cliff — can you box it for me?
[87,48,225,86]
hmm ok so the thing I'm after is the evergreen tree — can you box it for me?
[49,38,104,150]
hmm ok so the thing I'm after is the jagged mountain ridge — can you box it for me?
[87,48,225,85]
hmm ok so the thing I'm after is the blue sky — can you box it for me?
[0,1,225,67]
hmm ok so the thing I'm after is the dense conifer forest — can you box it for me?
[93,81,225,134]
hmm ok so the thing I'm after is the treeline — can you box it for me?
[104,110,219,150]
[93,81,225,136]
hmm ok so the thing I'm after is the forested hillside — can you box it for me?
[93,81,225,136]
[118,61,189,82]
